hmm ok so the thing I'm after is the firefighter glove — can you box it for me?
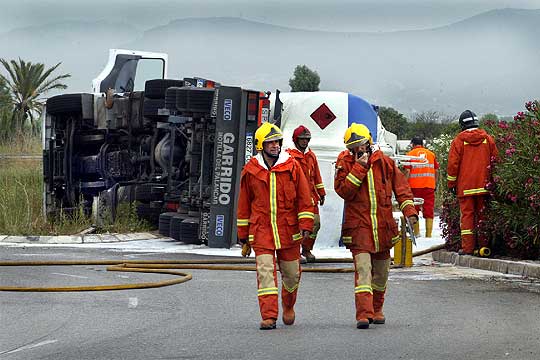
[241,243,252,257]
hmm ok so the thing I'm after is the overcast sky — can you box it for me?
[2,0,540,33]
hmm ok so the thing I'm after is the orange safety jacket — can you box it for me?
[334,149,418,253]
[447,128,498,198]
[404,146,439,189]
[286,148,326,207]
[237,152,314,250]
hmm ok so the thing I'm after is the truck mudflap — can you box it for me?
[208,86,245,248]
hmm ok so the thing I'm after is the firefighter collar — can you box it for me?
[254,152,291,170]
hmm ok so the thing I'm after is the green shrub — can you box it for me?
[481,100,540,259]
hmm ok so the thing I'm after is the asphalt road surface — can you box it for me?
[1,246,539,360]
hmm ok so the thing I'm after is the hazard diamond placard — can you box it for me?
[310,103,336,130]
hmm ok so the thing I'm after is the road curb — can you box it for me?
[432,249,540,279]
[0,233,158,245]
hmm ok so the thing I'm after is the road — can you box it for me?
[1,246,539,360]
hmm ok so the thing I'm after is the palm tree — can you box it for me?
[0,58,70,134]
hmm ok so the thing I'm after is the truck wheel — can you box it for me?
[179,217,201,245]
[143,98,166,117]
[135,203,161,226]
[169,213,190,240]
[135,184,165,202]
[175,88,215,113]
[165,87,183,110]
[117,185,136,204]
[46,93,87,115]
[144,79,185,99]
[158,212,177,236]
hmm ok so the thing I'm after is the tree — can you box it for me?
[289,65,320,92]
[378,106,409,139]
[407,110,458,140]
[0,58,70,134]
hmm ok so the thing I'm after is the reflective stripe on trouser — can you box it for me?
[302,213,320,251]
[458,196,487,253]
[352,250,390,320]
[254,245,301,321]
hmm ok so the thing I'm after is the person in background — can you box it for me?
[286,125,326,262]
[447,110,498,255]
[334,123,418,329]
[403,135,439,238]
[237,122,314,330]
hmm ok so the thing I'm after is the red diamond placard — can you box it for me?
[310,103,336,130]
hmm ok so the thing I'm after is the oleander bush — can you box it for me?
[481,100,540,259]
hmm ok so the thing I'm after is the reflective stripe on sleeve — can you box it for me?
[298,211,315,220]
[399,200,414,211]
[346,173,362,187]
[463,188,488,195]
[237,219,249,226]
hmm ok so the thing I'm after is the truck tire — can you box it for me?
[144,79,185,99]
[169,213,190,240]
[179,217,201,245]
[136,203,161,226]
[158,212,177,236]
[165,87,182,110]
[175,87,215,113]
[143,98,166,117]
[46,93,87,115]
[135,184,165,202]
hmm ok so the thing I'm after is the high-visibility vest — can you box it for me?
[406,146,437,189]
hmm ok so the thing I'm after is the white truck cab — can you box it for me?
[92,49,168,94]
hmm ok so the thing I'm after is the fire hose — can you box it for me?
[0,244,445,292]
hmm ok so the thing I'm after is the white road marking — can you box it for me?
[51,272,89,279]
[5,339,58,355]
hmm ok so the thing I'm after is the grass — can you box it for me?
[0,131,42,155]
[0,155,152,236]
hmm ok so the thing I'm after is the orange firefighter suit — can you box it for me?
[447,128,498,254]
[286,147,326,251]
[237,151,314,324]
[334,149,418,322]
[404,145,439,237]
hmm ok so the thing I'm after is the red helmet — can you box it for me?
[292,125,311,143]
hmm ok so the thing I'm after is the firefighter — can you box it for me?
[403,136,439,238]
[334,123,418,329]
[237,122,314,330]
[447,110,498,255]
[286,125,326,262]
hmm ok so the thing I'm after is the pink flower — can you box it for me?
[534,156,540,163]
[508,193,517,202]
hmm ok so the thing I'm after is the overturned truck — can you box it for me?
[43,49,270,248]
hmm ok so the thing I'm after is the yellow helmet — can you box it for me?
[343,123,372,149]
[254,122,283,151]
